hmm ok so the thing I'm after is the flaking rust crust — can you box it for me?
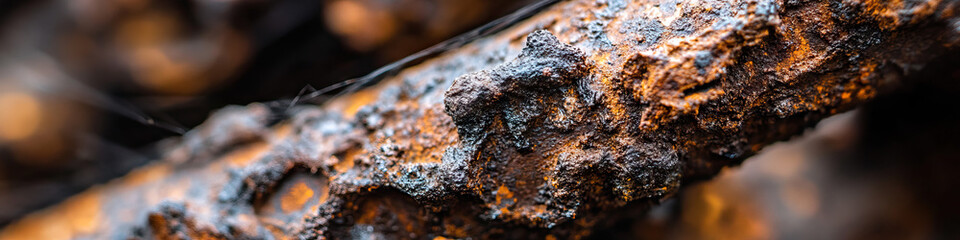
[443,30,680,227]
[3,0,960,239]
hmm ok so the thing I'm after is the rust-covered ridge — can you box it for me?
[2,0,959,239]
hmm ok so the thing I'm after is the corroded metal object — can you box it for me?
[3,0,959,239]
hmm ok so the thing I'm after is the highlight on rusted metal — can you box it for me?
[2,0,959,239]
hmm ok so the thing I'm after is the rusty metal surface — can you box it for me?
[2,0,959,239]
[0,0,536,226]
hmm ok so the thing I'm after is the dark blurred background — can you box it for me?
[0,1,958,239]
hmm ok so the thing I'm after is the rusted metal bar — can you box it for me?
[2,0,959,239]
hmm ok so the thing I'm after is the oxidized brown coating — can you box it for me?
[3,0,959,239]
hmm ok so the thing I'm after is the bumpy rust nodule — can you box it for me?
[3,0,960,239]
[442,29,680,227]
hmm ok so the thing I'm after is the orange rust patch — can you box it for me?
[333,149,358,173]
[64,191,102,234]
[342,88,379,117]
[225,141,270,167]
[123,164,172,187]
[777,24,812,74]
[402,107,457,164]
[281,182,315,213]
[0,189,105,240]
[271,123,294,139]
[256,173,330,226]
[495,184,515,206]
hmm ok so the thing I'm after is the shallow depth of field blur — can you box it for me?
[0,0,958,239]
